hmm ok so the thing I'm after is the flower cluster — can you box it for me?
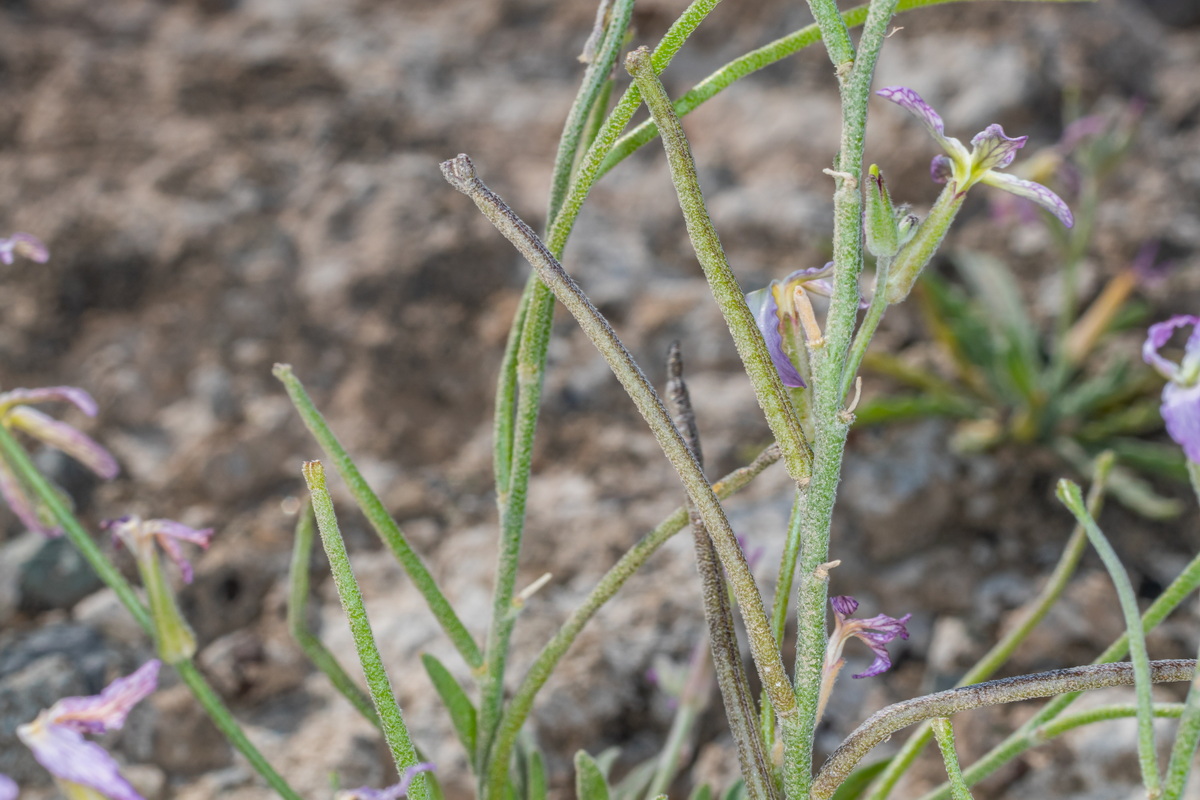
[0,386,119,537]
[1144,315,1200,463]
[16,660,161,800]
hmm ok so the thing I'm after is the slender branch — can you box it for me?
[443,156,792,726]
[1057,480,1160,798]
[287,501,380,727]
[866,453,1113,799]
[273,364,483,670]
[917,548,1200,800]
[302,461,428,800]
[664,343,777,800]
[811,660,1197,799]
[625,46,813,488]
[930,719,974,800]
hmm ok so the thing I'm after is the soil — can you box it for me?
[1,0,1200,798]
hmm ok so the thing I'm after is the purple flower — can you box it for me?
[0,233,48,265]
[877,87,1073,228]
[105,515,214,584]
[16,660,160,800]
[0,774,16,800]
[0,386,119,537]
[1143,315,1200,463]
[826,595,911,679]
[337,763,436,800]
[746,263,844,388]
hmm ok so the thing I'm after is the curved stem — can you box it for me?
[811,660,1196,799]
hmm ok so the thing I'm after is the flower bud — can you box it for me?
[864,165,900,259]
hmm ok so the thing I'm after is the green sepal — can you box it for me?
[574,750,612,800]
[420,653,478,765]
[864,165,900,259]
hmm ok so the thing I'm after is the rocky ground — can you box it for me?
[2,0,1200,797]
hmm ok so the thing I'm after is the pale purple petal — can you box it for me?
[747,286,806,388]
[830,595,858,619]
[1143,316,1200,381]
[1162,381,1200,464]
[5,407,119,479]
[48,660,160,733]
[0,233,49,265]
[969,124,1027,172]
[0,773,16,800]
[877,87,950,147]
[16,722,143,800]
[145,520,212,583]
[339,764,436,800]
[0,386,98,417]
[978,171,1074,228]
[930,155,954,184]
[0,456,59,537]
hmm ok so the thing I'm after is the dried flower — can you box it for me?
[1143,315,1200,463]
[336,763,436,800]
[0,386,119,537]
[877,87,1073,228]
[16,660,160,800]
[106,515,214,662]
[746,264,839,389]
[815,595,910,722]
[0,232,49,265]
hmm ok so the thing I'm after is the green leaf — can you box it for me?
[720,778,748,800]
[830,759,891,800]
[574,750,611,800]
[420,653,477,764]
[852,393,977,427]
[688,784,714,800]
[526,747,547,800]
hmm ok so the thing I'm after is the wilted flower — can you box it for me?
[877,87,1073,228]
[106,515,214,662]
[1143,315,1200,463]
[336,763,436,800]
[0,232,49,265]
[746,264,839,389]
[0,386,119,537]
[816,595,911,722]
[16,660,160,800]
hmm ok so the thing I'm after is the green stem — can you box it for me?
[273,364,483,670]
[1163,640,1200,799]
[786,0,899,794]
[867,452,1113,799]
[811,660,1196,799]
[665,343,776,800]
[919,547,1200,800]
[287,502,380,727]
[930,719,974,800]
[173,661,305,800]
[762,490,805,749]
[805,0,856,72]
[0,425,151,631]
[487,445,781,798]
[625,48,812,488]
[444,155,792,718]
[646,640,712,799]
[302,461,428,800]
[840,256,892,400]
[1057,479,1161,799]
[0,425,308,799]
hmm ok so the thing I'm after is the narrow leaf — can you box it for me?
[421,653,478,764]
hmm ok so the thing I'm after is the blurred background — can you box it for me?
[1,0,1199,797]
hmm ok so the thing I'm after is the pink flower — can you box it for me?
[0,386,119,537]
[16,661,160,800]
